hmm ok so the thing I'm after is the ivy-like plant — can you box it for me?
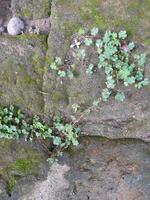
[49,29,149,102]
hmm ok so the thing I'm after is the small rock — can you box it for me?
[7,17,24,36]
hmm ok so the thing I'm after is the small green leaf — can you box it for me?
[105,65,113,75]
[142,78,149,86]
[106,78,115,89]
[128,42,135,50]
[115,92,125,102]
[55,57,62,65]
[84,38,93,46]
[103,31,111,44]
[15,118,20,124]
[47,157,57,165]
[53,136,62,146]
[124,76,135,86]
[97,48,102,54]
[50,62,57,70]
[118,30,127,39]
[137,53,146,66]
[78,49,86,60]
[92,100,101,107]
[10,105,14,111]
[54,123,64,131]
[78,28,85,35]
[65,124,73,132]
[101,88,111,101]
[135,71,143,81]
[67,70,74,79]
[96,39,103,48]
[118,64,133,80]
[86,64,94,75]
[91,27,99,36]
[58,70,66,78]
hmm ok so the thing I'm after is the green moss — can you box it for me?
[127,0,150,17]
[78,0,107,29]
[62,21,81,38]
[19,34,48,51]
[1,148,41,175]
[15,158,39,174]
[23,74,34,85]
[142,38,150,46]
[22,8,30,17]
[6,176,16,194]
[43,0,51,16]
[29,52,45,79]
[56,0,72,6]
[52,91,66,102]
[0,145,43,193]
[112,17,139,37]
[0,140,13,150]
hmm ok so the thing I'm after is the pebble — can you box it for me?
[7,17,24,36]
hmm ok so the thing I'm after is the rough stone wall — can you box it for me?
[0,0,150,199]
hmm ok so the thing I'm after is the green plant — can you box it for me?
[49,57,74,80]
[49,28,149,102]
[0,105,25,139]
[0,106,80,161]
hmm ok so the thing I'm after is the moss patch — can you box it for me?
[62,21,81,38]
[78,0,107,29]
[52,91,69,104]
[0,141,43,194]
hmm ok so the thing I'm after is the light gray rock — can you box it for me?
[7,17,24,35]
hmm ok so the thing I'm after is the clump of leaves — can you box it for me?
[49,28,148,102]
[76,29,149,101]
[95,30,148,101]
[49,57,74,80]
[0,105,80,161]
[0,105,25,139]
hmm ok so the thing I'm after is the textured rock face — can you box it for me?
[0,34,47,114]
[19,137,150,200]
[0,0,150,199]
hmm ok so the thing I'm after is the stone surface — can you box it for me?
[7,17,24,36]
[59,137,150,200]
[19,137,150,200]
[21,163,70,200]
[0,0,150,199]
[25,18,50,35]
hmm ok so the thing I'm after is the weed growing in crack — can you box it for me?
[0,105,80,163]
